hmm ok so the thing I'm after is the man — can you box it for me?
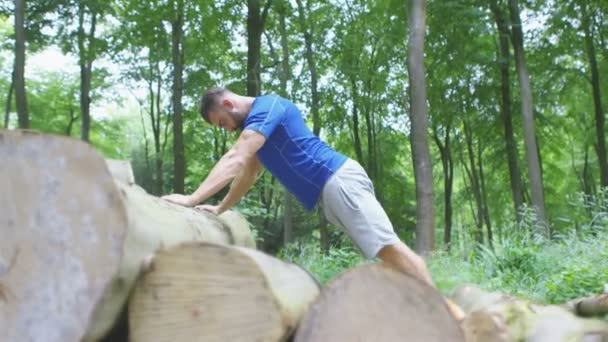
[162,88,456,314]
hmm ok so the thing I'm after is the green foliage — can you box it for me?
[278,239,365,285]
[429,194,608,303]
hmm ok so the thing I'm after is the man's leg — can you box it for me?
[377,243,465,320]
[376,242,433,286]
[320,159,464,320]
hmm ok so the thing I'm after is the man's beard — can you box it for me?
[229,111,246,130]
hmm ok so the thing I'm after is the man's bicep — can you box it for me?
[234,129,266,159]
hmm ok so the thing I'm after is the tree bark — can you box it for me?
[295,0,320,136]
[489,0,524,221]
[4,72,14,128]
[77,3,96,142]
[14,0,29,129]
[145,54,164,196]
[581,2,608,189]
[65,104,77,136]
[0,131,255,341]
[433,125,454,250]
[129,243,319,342]
[407,0,435,255]
[247,0,271,97]
[478,142,493,249]
[350,76,364,163]
[295,263,464,341]
[171,0,185,194]
[319,207,329,254]
[452,285,608,342]
[508,0,548,233]
[463,119,485,245]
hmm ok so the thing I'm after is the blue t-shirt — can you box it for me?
[243,95,347,210]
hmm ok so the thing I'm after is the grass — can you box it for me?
[279,194,608,305]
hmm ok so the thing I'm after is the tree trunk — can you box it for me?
[350,77,364,163]
[4,72,14,128]
[77,3,96,142]
[295,0,320,136]
[247,0,261,96]
[295,263,464,341]
[283,189,293,244]
[478,142,493,249]
[171,0,185,194]
[463,119,484,244]
[65,105,77,136]
[0,130,255,341]
[452,285,608,342]
[129,243,319,342]
[489,0,524,221]
[319,207,329,254]
[247,0,271,96]
[146,55,164,196]
[433,125,454,250]
[508,0,548,233]
[14,0,29,129]
[407,0,435,255]
[581,2,608,189]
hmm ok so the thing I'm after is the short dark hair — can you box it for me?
[199,87,228,123]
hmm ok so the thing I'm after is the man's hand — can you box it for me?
[194,204,222,215]
[161,194,195,207]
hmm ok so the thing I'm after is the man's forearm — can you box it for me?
[217,165,260,214]
[188,150,245,206]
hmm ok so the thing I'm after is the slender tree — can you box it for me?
[489,0,524,221]
[580,1,607,188]
[433,124,454,250]
[171,0,185,193]
[4,72,14,128]
[247,0,272,96]
[407,0,434,254]
[14,0,29,129]
[294,0,320,135]
[508,0,548,232]
[462,118,484,244]
[76,2,97,141]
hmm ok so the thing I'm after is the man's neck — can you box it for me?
[238,95,256,114]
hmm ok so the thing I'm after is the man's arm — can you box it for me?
[198,155,263,215]
[162,130,266,206]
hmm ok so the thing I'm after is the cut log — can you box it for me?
[294,263,465,342]
[105,159,136,185]
[0,130,255,342]
[0,130,128,342]
[128,242,320,342]
[565,294,608,318]
[86,182,255,341]
[451,285,608,342]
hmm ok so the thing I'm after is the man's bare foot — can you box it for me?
[445,297,466,322]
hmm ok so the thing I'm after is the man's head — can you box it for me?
[199,87,247,132]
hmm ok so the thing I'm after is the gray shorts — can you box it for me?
[320,159,401,258]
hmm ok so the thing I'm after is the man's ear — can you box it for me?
[222,99,233,109]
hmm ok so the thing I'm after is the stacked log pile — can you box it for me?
[0,131,254,341]
[452,285,608,341]
[1,130,607,342]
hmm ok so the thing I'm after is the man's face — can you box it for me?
[207,100,245,132]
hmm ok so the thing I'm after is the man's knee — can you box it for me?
[377,243,427,270]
